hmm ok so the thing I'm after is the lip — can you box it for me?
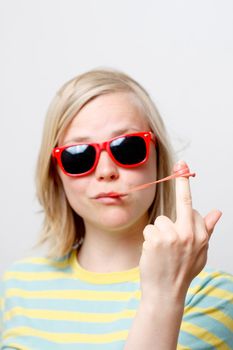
[94,192,127,199]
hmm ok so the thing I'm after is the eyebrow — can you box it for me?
[63,127,142,144]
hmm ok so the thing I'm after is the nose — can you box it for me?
[94,150,119,181]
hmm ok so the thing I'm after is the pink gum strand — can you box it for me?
[127,166,196,193]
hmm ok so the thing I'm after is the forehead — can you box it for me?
[61,92,150,144]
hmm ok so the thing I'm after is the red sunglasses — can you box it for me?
[52,131,156,177]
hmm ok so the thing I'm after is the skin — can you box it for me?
[58,92,157,272]
[125,161,222,349]
[58,91,222,349]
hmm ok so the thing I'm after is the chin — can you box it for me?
[93,211,148,232]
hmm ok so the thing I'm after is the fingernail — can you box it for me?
[173,160,188,172]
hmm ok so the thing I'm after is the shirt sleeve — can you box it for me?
[0,275,5,348]
[178,268,233,349]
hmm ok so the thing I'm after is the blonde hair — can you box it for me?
[36,68,175,257]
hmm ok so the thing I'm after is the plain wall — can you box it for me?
[1,0,233,275]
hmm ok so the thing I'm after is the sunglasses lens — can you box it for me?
[110,135,147,165]
[61,145,96,174]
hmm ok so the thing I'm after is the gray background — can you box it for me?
[1,0,232,275]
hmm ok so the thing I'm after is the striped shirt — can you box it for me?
[1,250,233,349]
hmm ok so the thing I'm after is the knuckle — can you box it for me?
[180,234,194,246]
[182,195,192,206]
[143,224,155,239]
[165,234,178,246]
[176,223,194,243]
[199,232,209,246]
[154,215,173,231]
[143,224,154,233]
[142,240,151,250]
[142,235,159,250]
[154,215,167,225]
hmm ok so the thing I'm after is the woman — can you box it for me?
[1,68,233,349]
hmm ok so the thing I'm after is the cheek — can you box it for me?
[139,146,157,182]
[59,172,88,208]
[137,148,157,206]
[127,158,157,212]
[142,184,157,209]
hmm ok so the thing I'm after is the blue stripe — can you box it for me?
[4,278,140,292]
[3,337,126,350]
[183,310,233,348]
[205,278,233,293]
[178,329,214,349]
[186,292,233,312]
[189,269,232,286]
[6,263,73,273]
[2,260,233,349]
[5,297,140,313]
[5,317,133,334]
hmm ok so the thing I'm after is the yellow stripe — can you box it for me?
[177,345,191,350]
[3,270,140,284]
[188,285,233,302]
[4,306,136,322]
[181,321,231,350]
[13,257,70,269]
[6,306,232,341]
[4,343,31,350]
[8,251,140,284]
[4,270,231,298]
[5,325,226,348]
[6,288,141,301]
[3,271,73,281]
[4,326,128,343]
[184,305,233,332]
[198,270,233,282]
[70,250,140,284]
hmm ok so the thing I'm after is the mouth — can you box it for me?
[94,192,127,199]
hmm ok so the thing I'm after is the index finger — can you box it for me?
[174,160,193,224]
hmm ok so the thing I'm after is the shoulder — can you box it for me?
[0,253,73,316]
[187,266,233,303]
[180,266,233,349]
[185,265,233,310]
[2,253,72,272]
[1,253,73,292]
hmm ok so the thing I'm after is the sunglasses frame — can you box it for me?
[52,131,156,177]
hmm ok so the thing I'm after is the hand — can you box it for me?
[139,160,222,302]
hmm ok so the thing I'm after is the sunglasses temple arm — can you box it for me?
[127,168,196,193]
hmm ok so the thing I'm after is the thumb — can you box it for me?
[204,209,222,237]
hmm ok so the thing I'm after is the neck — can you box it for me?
[77,215,148,273]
